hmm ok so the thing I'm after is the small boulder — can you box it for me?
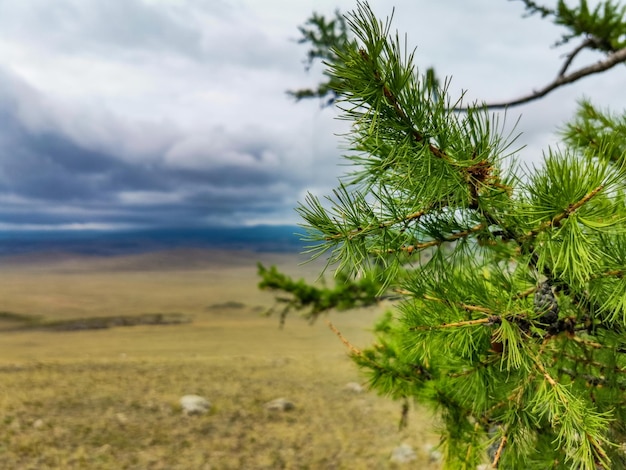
[180,394,211,416]
[115,412,128,425]
[390,443,417,464]
[344,382,364,393]
[264,398,295,412]
[423,444,443,463]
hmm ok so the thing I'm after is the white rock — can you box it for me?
[423,444,443,463]
[264,398,295,412]
[344,382,364,393]
[429,449,443,463]
[390,443,416,464]
[115,412,128,425]
[180,394,211,415]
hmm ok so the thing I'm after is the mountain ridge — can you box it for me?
[0,225,306,256]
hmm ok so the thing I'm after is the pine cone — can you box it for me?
[534,281,559,328]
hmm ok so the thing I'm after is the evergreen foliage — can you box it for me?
[260,2,626,468]
[520,0,626,50]
[287,9,348,105]
[257,262,381,326]
[289,7,439,107]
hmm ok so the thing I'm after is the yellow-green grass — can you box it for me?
[0,250,438,469]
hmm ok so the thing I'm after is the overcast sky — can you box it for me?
[0,0,624,231]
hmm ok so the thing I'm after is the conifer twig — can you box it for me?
[571,336,604,349]
[411,317,493,331]
[382,223,487,255]
[324,208,428,241]
[326,320,362,356]
[534,356,559,389]
[491,433,508,468]
[422,294,497,315]
[513,286,536,299]
[525,184,605,238]
[360,47,453,164]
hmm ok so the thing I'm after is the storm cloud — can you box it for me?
[0,0,624,230]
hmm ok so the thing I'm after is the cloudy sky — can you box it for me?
[0,0,624,231]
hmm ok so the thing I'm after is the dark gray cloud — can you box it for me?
[0,0,623,231]
[0,62,336,229]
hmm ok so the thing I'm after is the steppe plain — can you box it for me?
[0,249,438,469]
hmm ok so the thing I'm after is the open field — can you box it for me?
[0,249,439,469]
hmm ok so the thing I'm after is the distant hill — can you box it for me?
[0,226,307,256]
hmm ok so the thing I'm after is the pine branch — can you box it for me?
[558,37,599,76]
[358,48,454,164]
[515,0,554,18]
[326,320,362,356]
[491,432,508,468]
[524,183,605,238]
[272,3,626,467]
[411,317,493,331]
[324,207,427,241]
[379,223,487,255]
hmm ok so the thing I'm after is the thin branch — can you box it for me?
[514,286,537,299]
[464,47,626,110]
[382,222,487,255]
[571,335,604,349]
[587,433,611,470]
[360,48,453,164]
[491,433,508,468]
[326,320,362,356]
[411,317,493,331]
[557,38,597,77]
[524,184,605,239]
[535,356,559,388]
[533,339,561,388]
[325,207,430,241]
[558,368,626,390]
[400,286,535,302]
[560,352,626,374]
[591,268,625,280]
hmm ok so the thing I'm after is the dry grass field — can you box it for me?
[0,249,439,469]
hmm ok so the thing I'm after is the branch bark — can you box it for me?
[459,47,626,110]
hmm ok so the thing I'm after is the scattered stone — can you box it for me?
[390,443,417,464]
[115,412,128,425]
[180,395,211,416]
[264,398,295,412]
[344,382,364,393]
[430,450,443,463]
[424,444,443,463]
[32,419,44,429]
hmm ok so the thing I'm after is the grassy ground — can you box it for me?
[0,250,439,469]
